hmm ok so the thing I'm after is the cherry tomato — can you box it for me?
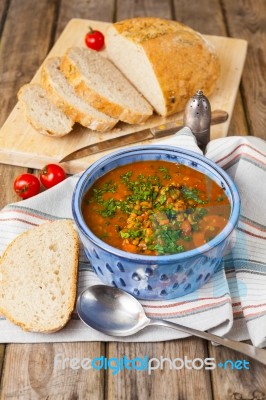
[14,173,41,199]
[85,27,105,51]
[40,164,66,189]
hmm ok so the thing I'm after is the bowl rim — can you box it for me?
[72,145,241,262]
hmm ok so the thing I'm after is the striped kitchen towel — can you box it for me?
[0,129,265,347]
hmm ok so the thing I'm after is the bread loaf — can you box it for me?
[61,47,153,124]
[0,220,79,333]
[42,57,118,132]
[106,17,220,116]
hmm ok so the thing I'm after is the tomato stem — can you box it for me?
[42,166,47,175]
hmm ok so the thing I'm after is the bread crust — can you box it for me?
[61,50,153,124]
[0,220,79,333]
[108,18,220,116]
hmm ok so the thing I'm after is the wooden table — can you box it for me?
[0,1,266,399]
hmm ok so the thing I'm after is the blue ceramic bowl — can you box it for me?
[72,145,240,300]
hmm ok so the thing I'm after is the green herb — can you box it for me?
[169,187,180,200]
[165,209,178,220]
[90,166,221,255]
[119,228,143,240]
[100,233,109,239]
[193,207,208,221]
[119,201,133,215]
[98,199,118,218]
[206,235,215,242]
[176,245,185,252]
[158,166,171,180]
[216,195,225,202]
[147,224,184,255]
[92,181,117,203]
[149,240,184,255]
[85,198,93,204]
[181,186,207,204]
[158,167,168,173]
[121,171,133,184]
[157,193,167,205]
[183,236,192,241]
[120,231,130,239]
[123,174,161,204]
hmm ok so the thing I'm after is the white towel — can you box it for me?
[0,128,265,347]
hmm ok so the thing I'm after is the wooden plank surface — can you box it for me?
[228,91,249,136]
[0,20,247,174]
[0,344,4,383]
[0,1,113,399]
[223,0,266,139]
[210,344,266,400]
[116,0,172,19]
[0,0,10,383]
[0,0,9,37]
[1,343,105,400]
[57,0,115,35]
[108,339,213,400]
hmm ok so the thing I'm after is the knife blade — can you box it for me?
[59,110,228,163]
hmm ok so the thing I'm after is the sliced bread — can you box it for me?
[41,57,118,132]
[106,17,220,116]
[18,83,74,137]
[0,220,79,333]
[60,47,153,124]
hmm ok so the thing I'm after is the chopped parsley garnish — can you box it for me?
[98,199,118,218]
[93,173,211,254]
[158,166,171,180]
[216,195,225,202]
[121,171,133,184]
[93,180,117,202]
[83,162,230,256]
[181,186,207,204]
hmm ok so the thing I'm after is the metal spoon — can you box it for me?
[77,285,266,366]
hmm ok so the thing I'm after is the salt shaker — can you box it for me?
[183,90,211,152]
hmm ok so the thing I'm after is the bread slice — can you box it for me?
[0,220,79,333]
[106,18,220,116]
[18,83,74,137]
[42,57,118,132]
[60,47,153,124]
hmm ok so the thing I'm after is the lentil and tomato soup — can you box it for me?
[82,160,231,256]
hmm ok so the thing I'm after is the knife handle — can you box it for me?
[150,109,228,139]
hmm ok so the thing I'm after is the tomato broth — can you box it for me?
[82,160,231,256]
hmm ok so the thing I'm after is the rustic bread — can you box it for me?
[106,17,220,116]
[60,47,153,124]
[41,57,118,132]
[0,220,79,333]
[18,83,74,137]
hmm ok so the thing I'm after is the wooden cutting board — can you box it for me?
[0,19,247,174]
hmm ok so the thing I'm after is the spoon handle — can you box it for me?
[149,318,266,366]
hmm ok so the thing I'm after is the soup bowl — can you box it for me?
[72,145,240,300]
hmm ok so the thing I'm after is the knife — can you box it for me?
[59,110,228,163]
